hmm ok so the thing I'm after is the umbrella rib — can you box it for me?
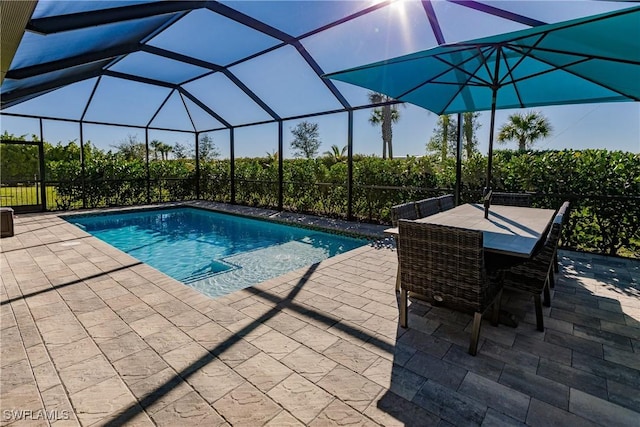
[510,45,640,66]
[436,47,495,86]
[449,6,640,53]
[507,52,640,101]
[500,51,525,108]
[393,48,490,103]
[436,47,495,114]
[479,46,499,86]
[497,34,550,108]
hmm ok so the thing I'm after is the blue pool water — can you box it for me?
[68,208,366,297]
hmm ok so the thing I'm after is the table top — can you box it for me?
[385,203,556,258]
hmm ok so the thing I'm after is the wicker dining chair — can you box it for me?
[437,194,455,211]
[415,197,441,218]
[391,201,419,227]
[491,192,532,207]
[553,201,571,275]
[503,214,563,331]
[397,220,503,356]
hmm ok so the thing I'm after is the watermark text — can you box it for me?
[3,409,70,421]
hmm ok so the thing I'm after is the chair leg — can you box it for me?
[491,289,502,327]
[469,312,482,356]
[534,294,544,332]
[543,282,551,308]
[395,265,401,292]
[400,288,408,328]
[554,251,559,273]
[549,268,555,289]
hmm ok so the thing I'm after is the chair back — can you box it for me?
[398,221,492,313]
[557,201,571,225]
[416,197,440,218]
[391,202,418,226]
[546,215,563,251]
[437,194,455,212]
[491,192,532,207]
[505,215,563,292]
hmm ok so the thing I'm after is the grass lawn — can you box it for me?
[0,185,58,208]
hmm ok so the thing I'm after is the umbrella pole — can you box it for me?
[486,89,498,194]
[483,89,498,219]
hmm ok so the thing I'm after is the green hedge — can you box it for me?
[44,149,639,258]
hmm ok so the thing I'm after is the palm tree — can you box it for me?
[265,150,278,162]
[150,140,162,161]
[323,145,347,162]
[368,92,401,159]
[497,111,552,152]
[157,143,173,161]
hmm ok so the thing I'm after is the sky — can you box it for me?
[1,0,638,158]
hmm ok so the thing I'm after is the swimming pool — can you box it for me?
[67,207,366,297]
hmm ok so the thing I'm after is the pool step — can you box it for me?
[180,259,237,284]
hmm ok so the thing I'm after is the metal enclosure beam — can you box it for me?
[38,118,46,211]
[448,0,546,27]
[222,70,281,120]
[278,121,284,211]
[26,1,204,34]
[230,128,235,204]
[79,122,87,209]
[145,128,151,204]
[1,68,103,106]
[347,110,354,221]
[422,1,446,44]
[103,70,177,89]
[141,45,223,71]
[179,89,232,128]
[195,131,200,199]
[147,90,175,128]
[6,43,139,80]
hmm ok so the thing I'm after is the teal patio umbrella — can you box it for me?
[325,6,640,191]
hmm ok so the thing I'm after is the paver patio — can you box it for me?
[1,204,639,426]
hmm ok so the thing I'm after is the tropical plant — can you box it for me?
[265,150,278,162]
[497,111,552,151]
[368,92,402,159]
[426,115,458,161]
[463,112,481,158]
[290,121,322,159]
[323,145,347,162]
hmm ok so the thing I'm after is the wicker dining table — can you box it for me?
[385,203,556,258]
[386,203,557,327]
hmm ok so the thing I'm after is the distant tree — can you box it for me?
[426,115,458,161]
[46,139,100,165]
[368,92,403,159]
[173,142,190,159]
[290,121,321,159]
[157,143,173,161]
[498,111,552,152]
[198,134,220,161]
[462,112,481,159]
[323,145,347,162]
[0,132,39,181]
[113,135,145,161]
[150,140,162,161]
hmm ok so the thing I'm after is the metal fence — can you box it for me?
[1,177,637,258]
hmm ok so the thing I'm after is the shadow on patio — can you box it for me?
[2,212,639,426]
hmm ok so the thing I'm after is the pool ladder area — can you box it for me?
[179,259,238,284]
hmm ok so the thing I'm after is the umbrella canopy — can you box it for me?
[325,6,640,189]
